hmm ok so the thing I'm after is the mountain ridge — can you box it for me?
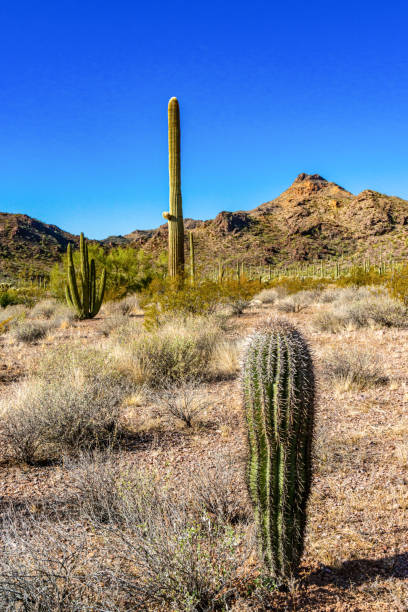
[2,173,408,279]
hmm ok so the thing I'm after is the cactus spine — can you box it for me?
[189,232,195,284]
[242,319,315,583]
[65,233,106,319]
[163,97,184,279]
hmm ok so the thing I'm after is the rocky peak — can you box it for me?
[212,211,252,234]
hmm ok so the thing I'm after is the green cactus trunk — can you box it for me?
[163,97,184,279]
[189,231,195,284]
[242,319,315,584]
[65,233,106,319]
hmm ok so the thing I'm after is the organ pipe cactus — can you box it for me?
[242,319,315,584]
[65,233,106,319]
[163,97,184,279]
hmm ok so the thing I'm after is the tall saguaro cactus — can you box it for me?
[242,319,315,584]
[163,97,184,279]
[65,233,106,319]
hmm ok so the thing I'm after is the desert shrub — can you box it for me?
[29,298,58,319]
[209,339,240,379]
[268,277,330,295]
[65,455,251,611]
[313,288,406,331]
[151,380,208,427]
[0,286,46,308]
[29,299,77,327]
[0,288,20,308]
[104,496,250,612]
[253,288,282,304]
[323,348,388,391]
[228,297,249,316]
[142,278,260,323]
[66,452,161,525]
[0,363,131,463]
[275,289,320,313]
[103,294,140,317]
[98,312,128,337]
[388,264,408,306]
[0,514,102,611]
[190,452,249,524]
[114,315,231,387]
[313,310,345,333]
[10,320,52,343]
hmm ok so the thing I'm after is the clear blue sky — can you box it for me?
[0,1,407,239]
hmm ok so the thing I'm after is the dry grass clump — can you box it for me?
[103,294,139,317]
[313,288,406,331]
[253,287,287,304]
[275,289,320,313]
[112,315,238,388]
[29,298,59,319]
[9,319,53,343]
[0,354,132,463]
[323,347,388,392]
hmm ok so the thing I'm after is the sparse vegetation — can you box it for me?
[323,348,388,391]
[2,253,408,609]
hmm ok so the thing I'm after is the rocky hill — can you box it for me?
[2,172,408,279]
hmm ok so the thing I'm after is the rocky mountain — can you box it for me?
[2,172,408,279]
[119,172,408,268]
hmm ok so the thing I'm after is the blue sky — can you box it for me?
[0,0,407,238]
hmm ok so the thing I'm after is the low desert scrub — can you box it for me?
[9,319,53,343]
[253,287,282,304]
[112,315,236,387]
[0,463,252,612]
[323,347,388,392]
[275,289,320,313]
[142,278,261,321]
[190,451,250,524]
[313,288,406,331]
[151,380,208,427]
[103,294,139,317]
[29,298,59,319]
[0,360,132,463]
[0,514,103,611]
[103,493,251,611]
[228,297,249,316]
[66,452,161,525]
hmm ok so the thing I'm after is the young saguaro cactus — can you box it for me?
[242,319,315,584]
[65,233,106,319]
[163,97,184,279]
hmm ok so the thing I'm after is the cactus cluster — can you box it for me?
[65,233,106,319]
[242,319,315,583]
[163,97,184,279]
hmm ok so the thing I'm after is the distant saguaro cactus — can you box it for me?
[242,319,315,584]
[163,97,184,279]
[65,233,106,319]
[189,232,196,284]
